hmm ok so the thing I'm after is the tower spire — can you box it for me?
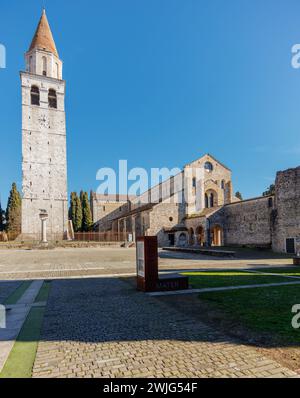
[28,9,58,57]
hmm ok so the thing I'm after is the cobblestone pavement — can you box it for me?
[0,281,22,304]
[0,247,293,281]
[32,277,297,378]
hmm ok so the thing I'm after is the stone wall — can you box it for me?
[272,167,300,253]
[95,201,130,232]
[91,194,131,225]
[147,201,186,247]
[222,196,274,248]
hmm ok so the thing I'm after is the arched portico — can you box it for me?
[178,232,188,247]
[210,225,223,246]
[195,226,205,246]
[188,228,195,246]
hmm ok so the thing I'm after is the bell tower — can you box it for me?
[20,9,68,238]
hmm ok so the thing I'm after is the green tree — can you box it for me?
[0,201,5,231]
[235,191,243,201]
[69,192,77,229]
[81,191,93,232]
[6,183,22,234]
[74,194,83,232]
[263,184,275,196]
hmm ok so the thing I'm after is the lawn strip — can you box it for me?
[0,281,51,378]
[183,271,291,289]
[249,267,300,276]
[34,280,52,303]
[0,307,46,378]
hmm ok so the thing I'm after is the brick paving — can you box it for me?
[32,277,297,378]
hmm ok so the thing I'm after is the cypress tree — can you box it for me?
[6,183,22,234]
[81,191,93,232]
[75,194,83,232]
[69,192,77,229]
[235,191,243,201]
[0,201,5,231]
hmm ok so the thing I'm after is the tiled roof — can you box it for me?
[29,9,58,57]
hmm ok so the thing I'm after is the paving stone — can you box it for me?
[30,277,299,378]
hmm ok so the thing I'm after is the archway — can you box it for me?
[210,225,223,246]
[188,228,195,246]
[195,226,205,246]
[178,233,187,247]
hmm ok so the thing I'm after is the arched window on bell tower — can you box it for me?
[48,89,57,108]
[31,85,40,106]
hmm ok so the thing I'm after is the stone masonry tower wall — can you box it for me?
[21,10,68,238]
[272,167,300,253]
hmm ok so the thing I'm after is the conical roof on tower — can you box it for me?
[28,9,58,57]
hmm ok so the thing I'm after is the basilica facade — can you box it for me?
[92,154,300,254]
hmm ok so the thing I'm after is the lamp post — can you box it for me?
[39,209,48,245]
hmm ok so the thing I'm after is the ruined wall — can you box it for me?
[272,167,300,253]
[223,196,274,247]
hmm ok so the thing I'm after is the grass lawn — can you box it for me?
[198,284,300,345]
[252,267,300,277]
[183,271,293,289]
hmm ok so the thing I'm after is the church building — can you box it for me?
[18,10,300,254]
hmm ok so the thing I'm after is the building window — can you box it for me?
[48,89,57,109]
[192,177,196,188]
[169,217,173,222]
[205,192,215,208]
[221,180,225,189]
[42,56,47,76]
[204,161,213,172]
[268,197,273,208]
[31,85,40,106]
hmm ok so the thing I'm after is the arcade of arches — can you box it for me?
[188,225,222,247]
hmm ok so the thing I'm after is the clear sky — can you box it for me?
[1,0,300,206]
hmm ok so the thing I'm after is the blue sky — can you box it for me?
[0,0,300,206]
